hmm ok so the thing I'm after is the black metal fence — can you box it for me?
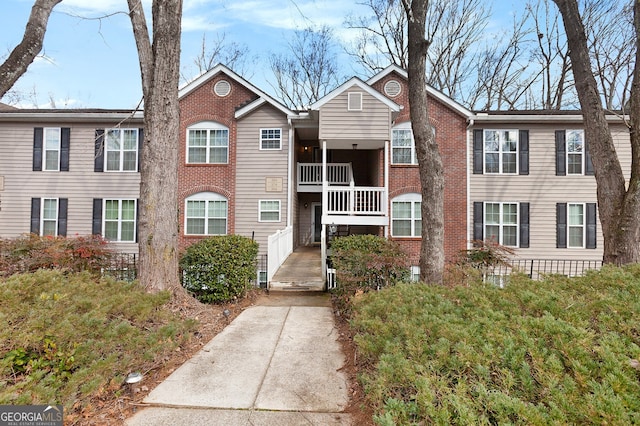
[488,258,603,281]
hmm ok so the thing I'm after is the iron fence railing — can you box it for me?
[488,258,603,281]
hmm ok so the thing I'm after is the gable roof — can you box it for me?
[367,64,472,118]
[178,63,295,118]
[310,76,401,112]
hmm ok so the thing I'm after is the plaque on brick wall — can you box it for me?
[265,177,283,192]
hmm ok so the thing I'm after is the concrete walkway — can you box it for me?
[126,293,351,425]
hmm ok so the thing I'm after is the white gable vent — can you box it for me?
[213,80,231,97]
[348,92,363,111]
[384,80,402,97]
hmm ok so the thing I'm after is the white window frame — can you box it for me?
[568,202,586,248]
[259,200,281,222]
[566,129,584,175]
[186,122,229,164]
[348,92,363,111]
[391,122,417,165]
[41,198,59,236]
[43,127,61,171]
[105,128,139,172]
[184,192,228,235]
[103,199,137,242]
[484,202,519,247]
[410,266,420,282]
[260,128,282,150]
[391,193,422,237]
[484,130,518,174]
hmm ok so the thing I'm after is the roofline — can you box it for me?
[310,76,401,111]
[0,110,144,123]
[367,64,473,118]
[470,112,629,123]
[179,63,296,117]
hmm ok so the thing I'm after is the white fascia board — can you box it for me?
[0,111,144,123]
[310,77,400,112]
[179,63,295,117]
[366,64,407,84]
[470,113,629,123]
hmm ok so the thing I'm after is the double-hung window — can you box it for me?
[105,129,139,171]
[187,122,229,164]
[259,200,281,222]
[30,197,68,237]
[391,193,421,237]
[557,202,596,249]
[392,123,417,165]
[260,129,281,150]
[484,130,518,173]
[104,199,137,242]
[556,129,592,176]
[44,128,61,171]
[33,127,70,172]
[566,130,584,174]
[41,198,59,236]
[568,203,585,247]
[185,192,228,235]
[484,202,519,246]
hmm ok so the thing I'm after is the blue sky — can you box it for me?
[0,0,521,109]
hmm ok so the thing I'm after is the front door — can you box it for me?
[312,203,322,243]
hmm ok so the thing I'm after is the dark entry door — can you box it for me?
[313,204,322,243]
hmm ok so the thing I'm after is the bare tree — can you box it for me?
[400,0,444,284]
[181,33,253,84]
[127,0,183,293]
[553,0,640,265]
[269,25,341,108]
[0,0,61,98]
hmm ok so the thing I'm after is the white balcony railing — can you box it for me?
[326,186,386,216]
[298,163,352,189]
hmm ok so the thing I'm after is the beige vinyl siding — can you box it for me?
[469,123,631,260]
[0,122,140,253]
[318,87,392,142]
[235,106,289,257]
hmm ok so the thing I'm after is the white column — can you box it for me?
[321,140,327,280]
[384,139,390,237]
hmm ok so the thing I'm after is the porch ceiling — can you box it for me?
[323,139,387,150]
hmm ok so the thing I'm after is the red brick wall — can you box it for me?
[177,72,258,249]
[371,71,468,264]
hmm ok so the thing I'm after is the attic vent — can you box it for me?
[384,80,402,97]
[214,80,231,97]
[348,92,363,111]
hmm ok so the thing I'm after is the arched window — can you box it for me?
[186,121,229,164]
[391,193,421,237]
[184,192,228,235]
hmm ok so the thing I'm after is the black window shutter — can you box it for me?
[92,198,103,235]
[585,136,594,176]
[586,202,597,249]
[60,127,71,172]
[58,198,68,237]
[555,130,566,176]
[556,203,567,248]
[473,129,483,174]
[138,128,144,172]
[519,130,529,175]
[135,199,140,243]
[473,202,484,242]
[33,128,43,171]
[95,129,105,172]
[30,198,41,234]
[519,202,530,248]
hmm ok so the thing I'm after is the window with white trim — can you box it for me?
[568,203,585,248]
[44,128,61,171]
[104,199,137,242]
[185,192,228,235]
[187,122,229,164]
[484,202,518,247]
[260,129,281,150]
[567,130,584,175]
[410,266,420,282]
[105,129,138,171]
[484,130,518,174]
[259,200,281,222]
[392,122,416,165]
[41,198,59,236]
[391,193,421,237]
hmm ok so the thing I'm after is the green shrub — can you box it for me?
[179,235,259,303]
[0,234,112,277]
[351,265,640,425]
[445,240,515,287]
[330,235,409,313]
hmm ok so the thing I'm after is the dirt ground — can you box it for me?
[73,289,374,425]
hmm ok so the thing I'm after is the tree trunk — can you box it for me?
[128,0,183,292]
[553,0,640,265]
[0,0,61,98]
[403,0,445,284]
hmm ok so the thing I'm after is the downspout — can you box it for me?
[287,117,293,228]
[466,118,474,250]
